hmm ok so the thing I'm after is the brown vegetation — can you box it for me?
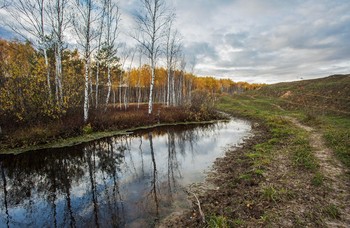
[0,103,221,151]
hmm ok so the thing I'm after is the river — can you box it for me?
[0,119,251,227]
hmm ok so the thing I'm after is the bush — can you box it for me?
[82,123,93,134]
[190,90,215,112]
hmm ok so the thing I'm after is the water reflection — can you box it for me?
[0,119,251,227]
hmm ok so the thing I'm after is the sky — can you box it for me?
[1,0,350,84]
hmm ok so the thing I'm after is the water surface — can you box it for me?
[0,119,251,227]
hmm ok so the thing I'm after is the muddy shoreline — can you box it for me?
[159,116,270,227]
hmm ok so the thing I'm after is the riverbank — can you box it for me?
[161,94,350,227]
[0,104,224,155]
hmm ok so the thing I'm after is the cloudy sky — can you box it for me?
[172,0,350,83]
[1,0,350,83]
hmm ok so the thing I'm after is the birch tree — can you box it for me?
[47,0,69,105]
[94,0,106,108]
[165,20,181,106]
[101,0,120,110]
[133,0,172,114]
[72,0,99,122]
[124,48,136,109]
[7,0,52,99]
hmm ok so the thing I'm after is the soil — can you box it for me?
[159,116,350,227]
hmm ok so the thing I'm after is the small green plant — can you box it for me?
[207,215,229,228]
[233,218,244,226]
[259,213,271,223]
[311,172,324,187]
[82,123,93,134]
[238,173,252,180]
[323,204,341,219]
[254,169,264,176]
[293,145,317,170]
[262,185,278,202]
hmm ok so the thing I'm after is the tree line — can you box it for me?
[0,0,263,127]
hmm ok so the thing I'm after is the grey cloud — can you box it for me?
[185,41,218,62]
[223,32,249,48]
[1,0,349,83]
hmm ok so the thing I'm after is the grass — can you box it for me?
[213,93,345,226]
[262,185,278,202]
[323,116,350,170]
[323,204,341,219]
[180,76,349,227]
[262,185,294,203]
[217,93,350,172]
[216,95,319,173]
[311,172,324,187]
[207,215,230,228]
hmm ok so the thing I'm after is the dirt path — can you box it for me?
[286,117,350,227]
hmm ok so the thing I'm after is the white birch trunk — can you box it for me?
[95,62,100,108]
[148,59,155,114]
[83,57,90,122]
[105,65,112,110]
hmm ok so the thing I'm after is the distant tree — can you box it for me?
[133,0,172,114]
[100,0,120,110]
[165,20,181,106]
[94,0,107,108]
[72,0,100,122]
[124,48,136,109]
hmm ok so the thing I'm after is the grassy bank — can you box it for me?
[0,104,223,154]
[164,75,350,227]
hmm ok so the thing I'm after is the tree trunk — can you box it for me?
[167,67,170,106]
[55,45,63,104]
[148,59,155,114]
[95,62,100,108]
[84,57,90,122]
[105,64,111,110]
[43,48,52,99]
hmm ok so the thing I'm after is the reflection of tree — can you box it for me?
[88,138,125,227]
[167,131,181,199]
[149,132,159,223]
[125,137,138,178]
[139,137,145,178]
[86,146,99,227]
[54,156,78,228]
[1,164,9,228]
[0,120,233,227]
[48,164,58,228]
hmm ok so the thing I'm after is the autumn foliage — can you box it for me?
[0,39,263,148]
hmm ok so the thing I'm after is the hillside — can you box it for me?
[165,74,350,227]
[251,74,350,115]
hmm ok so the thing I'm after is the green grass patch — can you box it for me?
[323,116,350,170]
[207,215,230,228]
[217,95,320,173]
[311,172,324,187]
[262,185,294,203]
[292,144,318,170]
[232,218,245,226]
[262,185,278,203]
[323,204,341,219]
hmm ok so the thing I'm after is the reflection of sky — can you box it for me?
[0,119,251,227]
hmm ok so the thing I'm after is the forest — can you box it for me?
[0,0,263,150]
[0,39,261,149]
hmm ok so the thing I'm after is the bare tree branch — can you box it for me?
[132,0,174,114]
